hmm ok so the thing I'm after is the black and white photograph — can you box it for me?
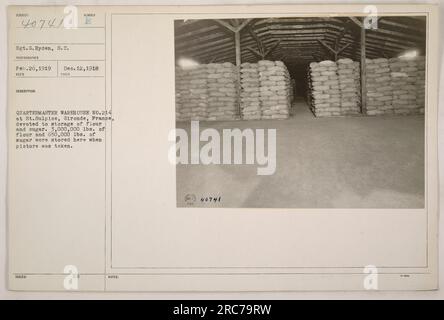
[174,16,426,208]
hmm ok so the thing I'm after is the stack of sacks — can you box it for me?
[206,62,238,120]
[175,65,209,121]
[308,60,341,117]
[365,58,393,115]
[258,60,291,119]
[240,62,261,120]
[389,57,418,115]
[415,56,426,114]
[175,62,240,121]
[337,58,360,115]
[307,67,314,110]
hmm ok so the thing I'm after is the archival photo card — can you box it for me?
[6,4,439,292]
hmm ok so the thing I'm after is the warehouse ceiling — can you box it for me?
[174,16,426,66]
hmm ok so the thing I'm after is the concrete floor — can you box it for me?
[176,99,425,208]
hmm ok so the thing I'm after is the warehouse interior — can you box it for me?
[174,17,426,208]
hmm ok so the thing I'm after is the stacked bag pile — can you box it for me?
[177,60,294,121]
[363,56,426,116]
[306,67,314,109]
[365,58,393,115]
[337,58,360,115]
[206,62,238,120]
[175,65,209,121]
[175,63,238,121]
[389,57,418,115]
[239,62,261,120]
[308,60,341,117]
[306,56,426,117]
[177,56,426,121]
[258,60,291,120]
[239,60,292,120]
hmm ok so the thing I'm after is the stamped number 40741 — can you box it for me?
[201,196,221,203]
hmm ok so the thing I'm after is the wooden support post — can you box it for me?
[214,19,252,120]
[360,22,367,114]
[235,30,241,67]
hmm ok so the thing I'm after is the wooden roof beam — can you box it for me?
[318,39,336,54]
[349,16,363,28]
[215,19,237,32]
[215,18,252,33]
